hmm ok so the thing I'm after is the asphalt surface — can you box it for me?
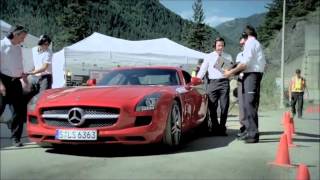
[0,108,319,180]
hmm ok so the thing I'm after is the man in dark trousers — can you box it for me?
[197,37,233,136]
[0,25,28,147]
[224,25,266,143]
[288,69,306,118]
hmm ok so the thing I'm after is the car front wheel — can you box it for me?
[163,100,182,147]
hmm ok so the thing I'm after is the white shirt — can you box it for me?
[32,46,53,76]
[236,51,245,79]
[197,51,233,80]
[236,51,244,63]
[240,37,266,73]
[0,37,24,77]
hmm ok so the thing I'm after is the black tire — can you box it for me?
[198,109,213,135]
[163,100,182,147]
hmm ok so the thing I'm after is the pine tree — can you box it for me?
[56,2,90,50]
[187,0,208,52]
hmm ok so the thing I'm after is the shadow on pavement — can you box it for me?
[44,129,238,158]
[293,138,320,143]
[259,131,283,136]
[295,132,320,138]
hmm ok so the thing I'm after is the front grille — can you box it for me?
[41,107,119,128]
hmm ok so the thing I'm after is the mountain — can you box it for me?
[215,13,266,43]
[0,0,219,52]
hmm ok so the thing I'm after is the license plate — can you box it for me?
[55,129,97,141]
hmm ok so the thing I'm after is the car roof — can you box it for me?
[112,66,182,71]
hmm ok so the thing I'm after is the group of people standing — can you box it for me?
[0,25,53,147]
[195,25,266,143]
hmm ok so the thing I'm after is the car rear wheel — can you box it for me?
[163,100,182,147]
[198,109,213,135]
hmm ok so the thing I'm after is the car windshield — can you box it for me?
[97,68,181,86]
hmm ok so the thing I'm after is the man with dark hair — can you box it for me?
[29,34,53,92]
[235,36,246,137]
[197,37,233,136]
[0,25,28,147]
[288,69,306,118]
[224,25,266,143]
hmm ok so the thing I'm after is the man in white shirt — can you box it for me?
[197,37,233,136]
[224,25,266,143]
[235,35,247,137]
[29,35,53,92]
[0,25,28,147]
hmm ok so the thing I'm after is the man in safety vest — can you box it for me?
[191,59,204,77]
[288,69,306,118]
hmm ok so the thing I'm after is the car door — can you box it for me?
[178,70,207,129]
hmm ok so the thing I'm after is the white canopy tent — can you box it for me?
[52,32,206,88]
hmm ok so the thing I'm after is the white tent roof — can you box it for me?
[66,32,205,59]
[0,20,11,32]
[52,32,206,88]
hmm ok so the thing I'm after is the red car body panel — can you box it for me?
[27,66,208,145]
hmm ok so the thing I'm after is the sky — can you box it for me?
[160,0,272,27]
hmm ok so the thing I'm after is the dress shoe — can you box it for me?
[13,140,24,147]
[244,134,259,143]
[240,126,246,132]
[237,131,247,138]
[245,137,259,143]
[237,132,248,140]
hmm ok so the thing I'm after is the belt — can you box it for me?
[243,72,263,75]
[209,78,229,83]
[0,73,21,81]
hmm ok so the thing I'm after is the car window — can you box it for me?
[97,69,181,86]
[182,70,191,84]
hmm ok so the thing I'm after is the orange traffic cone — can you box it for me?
[296,164,310,180]
[306,106,313,113]
[286,127,297,147]
[290,117,296,135]
[284,119,297,147]
[269,133,294,167]
[282,111,291,125]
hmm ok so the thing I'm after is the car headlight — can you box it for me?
[27,93,42,112]
[135,93,162,112]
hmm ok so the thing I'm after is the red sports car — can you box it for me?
[27,66,212,147]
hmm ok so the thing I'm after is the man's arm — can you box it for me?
[224,63,247,78]
[196,56,209,80]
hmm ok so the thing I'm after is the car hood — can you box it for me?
[39,86,175,107]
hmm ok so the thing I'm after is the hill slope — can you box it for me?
[215,13,266,43]
[1,0,219,52]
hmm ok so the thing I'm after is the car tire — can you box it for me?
[163,100,182,147]
[199,109,213,135]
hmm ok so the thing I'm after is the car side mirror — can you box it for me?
[191,77,202,86]
[86,79,96,86]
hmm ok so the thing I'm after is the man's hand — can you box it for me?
[224,69,233,78]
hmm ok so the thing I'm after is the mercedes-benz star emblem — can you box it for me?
[68,108,85,127]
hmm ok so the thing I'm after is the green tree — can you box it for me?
[56,2,90,50]
[258,0,319,46]
[187,0,208,52]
